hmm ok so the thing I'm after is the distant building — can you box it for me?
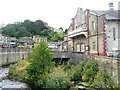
[54,28,64,33]
[33,35,47,43]
[57,36,68,51]
[18,37,34,48]
[48,42,58,51]
[0,34,10,48]
[9,37,17,48]
[33,35,47,46]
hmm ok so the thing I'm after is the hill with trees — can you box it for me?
[1,19,66,42]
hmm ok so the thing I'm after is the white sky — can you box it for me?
[0,0,119,29]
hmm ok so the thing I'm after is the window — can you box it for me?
[92,42,96,50]
[113,27,116,40]
[92,21,95,30]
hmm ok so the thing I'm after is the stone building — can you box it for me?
[33,35,47,43]
[57,36,68,51]
[48,42,58,51]
[67,2,120,57]
[88,2,120,57]
[88,11,106,56]
[67,8,88,53]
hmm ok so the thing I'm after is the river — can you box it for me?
[0,67,30,90]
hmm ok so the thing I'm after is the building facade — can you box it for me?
[0,34,10,48]
[67,8,88,53]
[33,35,47,44]
[89,7,120,57]
[67,2,120,57]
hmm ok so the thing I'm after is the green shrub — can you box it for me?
[82,59,99,83]
[70,61,86,81]
[92,71,116,89]
[45,66,71,88]
[26,41,55,87]
[9,60,29,81]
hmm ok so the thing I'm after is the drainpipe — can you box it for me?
[97,15,99,55]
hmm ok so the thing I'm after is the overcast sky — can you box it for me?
[0,0,119,29]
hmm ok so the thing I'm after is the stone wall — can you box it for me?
[0,48,31,67]
[92,56,120,84]
[53,51,87,66]
[68,51,87,66]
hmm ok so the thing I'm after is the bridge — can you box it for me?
[0,48,86,67]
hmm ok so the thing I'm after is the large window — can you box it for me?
[92,21,95,30]
[113,27,116,40]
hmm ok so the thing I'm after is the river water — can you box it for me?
[0,67,30,90]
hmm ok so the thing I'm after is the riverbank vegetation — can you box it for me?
[9,42,119,89]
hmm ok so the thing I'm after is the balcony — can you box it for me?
[68,26,88,38]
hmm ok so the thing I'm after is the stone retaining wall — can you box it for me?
[92,56,120,84]
[0,48,31,67]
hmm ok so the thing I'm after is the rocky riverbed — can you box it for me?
[0,67,30,90]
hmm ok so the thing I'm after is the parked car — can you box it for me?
[107,52,113,57]
[17,45,25,49]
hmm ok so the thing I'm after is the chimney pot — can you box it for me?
[109,2,114,10]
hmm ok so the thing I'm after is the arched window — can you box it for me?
[92,21,95,30]
[113,27,116,40]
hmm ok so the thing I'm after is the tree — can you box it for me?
[34,20,47,34]
[49,32,64,42]
[15,27,32,38]
[64,29,68,34]
[59,27,63,30]
[23,20,35,35]
[26,42,55,87]
[2,24,16,37]
[39,29,49,36]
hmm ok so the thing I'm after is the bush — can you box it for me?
[82,59,99,83]
[45,66,71,89]
[26,41,55,87]
[9,60,29,81]
[92,71,116,89]
[70,59,98,83]
[70,61,86,81]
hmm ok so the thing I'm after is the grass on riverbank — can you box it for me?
[9,59,29,82]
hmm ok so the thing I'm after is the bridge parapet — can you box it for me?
[53,51,86,59]
[0,48,31,67]
[1,48,31,52]
[53,51,87,66]
[0,48,86,67]
[53,51,69,58]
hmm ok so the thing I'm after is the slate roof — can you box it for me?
[90,10,120,20]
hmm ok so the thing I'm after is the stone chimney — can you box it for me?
[109,2,114,10]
